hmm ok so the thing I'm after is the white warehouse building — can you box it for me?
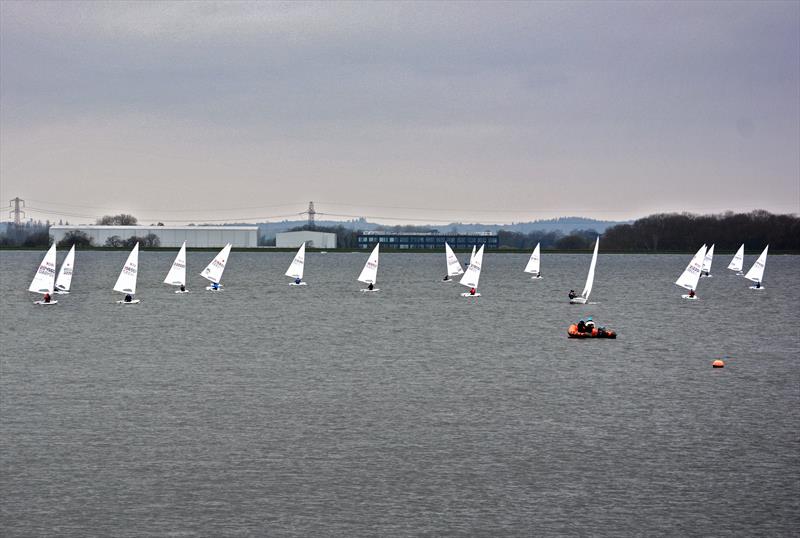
[276,231,337,249]
[50,225,258,248]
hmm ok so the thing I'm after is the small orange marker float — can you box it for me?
[712,359,725,368]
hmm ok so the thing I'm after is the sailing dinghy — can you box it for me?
[201,243,231,291]
[524,242,542,279]
[700,244,714,277]
[675,244,706,300]
[727,244,745,275]
[164,241,188,293]
[358,243,380,292]
[114,242,140,303]
[441,242,463,282]
[286,242,308,285]
[744,245,768,290]
[459,244,485,297]
[54,244,75,294]
[29,244,58,305]
[570,237,599,304]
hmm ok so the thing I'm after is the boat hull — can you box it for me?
[34,300,58,305]
[116,299,141,304]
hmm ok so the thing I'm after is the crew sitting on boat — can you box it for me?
[585,317,595,330]
[469,287,477,296]
[295,277,301,285]
[43,292,51,303]
[124,294,132,302]
[569,289,577,300]
[211,282,220,290]
[443,275,451,281]
[688,289,696,298]
[576,319,586,333]
[180,284,186,292]
[368,283,374,291]
[755,281,761,289]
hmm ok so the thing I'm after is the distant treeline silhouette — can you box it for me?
[601,210,799,251]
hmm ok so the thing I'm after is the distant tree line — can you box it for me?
[105,234,160,248]
[497,229,598,250]
[97,214,138,225]
[601,210,800,251]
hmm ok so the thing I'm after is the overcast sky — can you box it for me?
[1,0,798,225]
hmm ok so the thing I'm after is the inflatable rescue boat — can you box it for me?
[568,324,616,339]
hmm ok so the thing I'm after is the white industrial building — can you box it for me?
[276,231,337,249]
[49,225,258,248]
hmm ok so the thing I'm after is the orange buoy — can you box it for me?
[712,359,725,368]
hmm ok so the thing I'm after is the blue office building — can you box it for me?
[357,231,499,250]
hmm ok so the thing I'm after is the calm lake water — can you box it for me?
[1,249,799,536]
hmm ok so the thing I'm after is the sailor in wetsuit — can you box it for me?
[180,284,186,292]
[688,289,695,298]
[576,319,586,333]
[211,282,220,290]
[295,277,302,285]
[367,283,374,291]
[443,274,450,281]
[469,287,477,296]
[124,294,132,302]
[585,317,595,331]
[569,290,577,300]
[43,292,51,303]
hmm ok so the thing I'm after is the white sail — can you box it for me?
[675,244,706,291]
[164,241,187,286]
[445,242,463,277]
[469,245,476,264]
[54,244,75,291]
[200,243,232,284]
[744,245,768,283]
[28,244,57,294]
[357,243,380,284]
[285,242,306,279]
[727,244,745,272]
[701,244,714,274]
[113,242,139,295]
[579,237,600,300]
[459,244,485,289]
[524,243,541,275]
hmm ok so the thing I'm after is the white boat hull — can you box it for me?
[461,292,481,297]
[530,275,543,280]
[289,282,308,286]
[34,300,58,305]
[205,286,223,291]
[681,294,698,300]
[749,286,765,290]
[116,299,141,304]
[569,297,588,304]
[175,290,190,294]
[360,288,380,292]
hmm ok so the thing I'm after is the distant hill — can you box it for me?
[237,217,628,240]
